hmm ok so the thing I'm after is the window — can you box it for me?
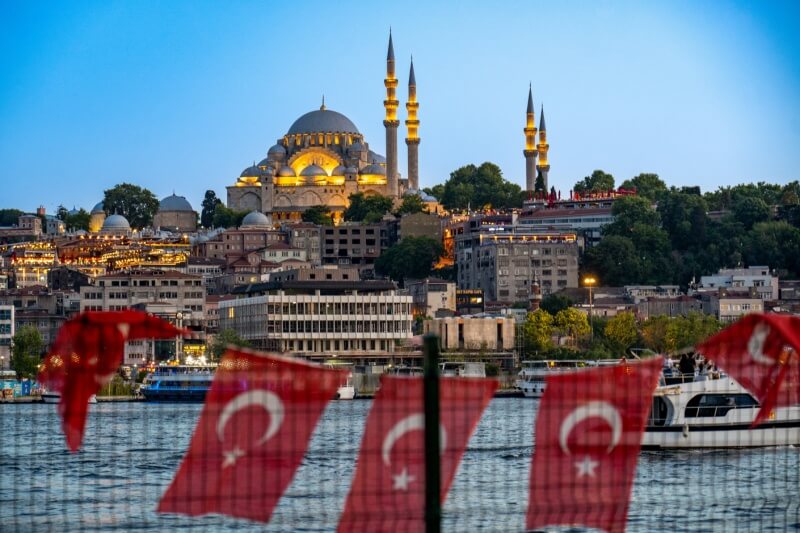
[685,394,759,418]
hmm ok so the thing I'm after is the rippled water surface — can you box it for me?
[1,399,798,532]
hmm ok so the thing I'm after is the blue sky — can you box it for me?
[1,0,798,213]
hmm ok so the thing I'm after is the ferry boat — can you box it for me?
[516,360,597,398]
[439,361,486,378]
[643,375,800,449]
[140,365,216,402]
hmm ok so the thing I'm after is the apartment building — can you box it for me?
[80,269,205,315]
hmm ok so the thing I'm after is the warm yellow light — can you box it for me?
[584,276,597,287]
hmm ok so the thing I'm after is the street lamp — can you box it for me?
[584,276,597,342]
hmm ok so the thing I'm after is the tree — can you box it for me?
[11,325,43,379]
[534,170,546,194]
[573,170,614,195]
[201,190,223,228]
[422,184,444,200]
[210,329,250,360]
[396,194,427,216]
[732,196,771,229]
[554,308,591,342]
[437,162,522,211]
[743,221,800,277]
[658,190,709,251]
[582,235,642,286]
[344,192,394,222]
[212,204,248,229]
[522,309,554,355]
[103,183,159,228]
[620,173,667,202]
[539,293,573,316]
[604,312,638,355]
[374,236,444,285]
[603,196,661,235]
[63,209,90,231]
[665,312,721,352]
[0,209,23,226]
[640,315,671,353]
[302,205,334,226]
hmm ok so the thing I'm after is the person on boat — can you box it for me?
[678,354,695,381]
[695,362,709,382]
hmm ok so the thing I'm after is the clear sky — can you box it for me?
[1,0,798,214]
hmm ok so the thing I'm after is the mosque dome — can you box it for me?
[345,166,358,175]
[91,201,104,214]
[268,144,287,158]
[241,211,270,228]
[67,207,80,216]
[241,165,261,178]
[101,214,131,232]
[360,163,386,176]
[348,141,365,155]
[278,166,296,177]
[287,108,360,135]
[367,150,386,164]
[159,194,194,212]
[331,165,347,176]
[258,157,271,168]
[300,164,328,177]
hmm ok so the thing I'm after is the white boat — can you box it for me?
[324,362,356,400]
[387,365,424,377]
[439,361,486,378]
[140,364,216,402]
[643,375,800,449]
[516,360,597,398]
[41,391,97,404]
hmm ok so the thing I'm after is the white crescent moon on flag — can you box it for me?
[559,401,622,455]
[216,390,285,446]
[117,323,131,339]
[748,323,775,365]
[381,413,447,467]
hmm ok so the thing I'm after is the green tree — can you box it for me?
[620,173,668,202]
[665,312,721,352]
[743,221,800,277]
[657,190,709,250]
[640,315,671,353]
[522,309,554,355]
[437,162,522,211]
[604,312,638,355]
[210,329,251,360]
[63,209,90,231]
[539,293,573,316]
[603,196,661,235]
[201,190,223,228]
[396,194,428,216]
[212,204,248,229]
[574,170,615,195]
[732,196,771,229]
[11,325,44,379]
[374,236,443,285]
[103,183,159,228]
[344,192,394,222]
[302,205,334,226]
[582,235,642,286]
[554,308,591,342]
[0,209,23,226]
[422,184,444,200]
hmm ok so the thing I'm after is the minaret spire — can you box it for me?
[537,103,550,192]
[523,85,538,193]
[384,30,400,196]
[405,55,420,191]
[321,94,326,111]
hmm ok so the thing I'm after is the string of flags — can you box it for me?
[37,311,800,532]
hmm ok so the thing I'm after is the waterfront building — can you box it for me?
[153,194,198,233]
[0,305,13,370]
[219,278,413,364]
[424,315,515,351]
[406,278,456,317]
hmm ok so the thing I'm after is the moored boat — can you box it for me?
[140,364,216,402]
[41,391,97,404]
[516,360,597,398]
[439,361,486,378]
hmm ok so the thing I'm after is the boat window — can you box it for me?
[685,394,759,418]
[648,397,669,426]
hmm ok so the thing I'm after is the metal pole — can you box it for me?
[589,286,594,342]
[422,333,441,533]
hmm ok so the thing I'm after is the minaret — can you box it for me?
[384,30,400,196]
[405,56,420,191]
[536,104,550,192]
[523,85,538,193]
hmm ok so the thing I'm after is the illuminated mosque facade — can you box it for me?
[227,32,421,222]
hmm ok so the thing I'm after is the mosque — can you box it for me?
[226,32,422,222]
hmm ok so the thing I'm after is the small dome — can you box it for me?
[258,157,271,168]
[159,194,193,212]
[91,201,104,214]
[300,164,328,177]
[241,211,270,228]
[331,165,347,176]
[345,166,358,175]
[368,150,386,164]
[360,163,386,176]
[240,165,260,178]
[101,214,131,231]
[287,108,360,135]
[67,207,80,216]
[278,166,296,177]
[268,144,286,157]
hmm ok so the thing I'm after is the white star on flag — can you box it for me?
[575,455,599,478]
[392,468,416,491]
[222,447,246,468]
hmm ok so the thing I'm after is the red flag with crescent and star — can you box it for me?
[337,375,498,533]
[157,348,344,523]
[696,313,800,427]
[38,310,187,452]
[526,357,662,533]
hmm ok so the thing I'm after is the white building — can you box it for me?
[699,266,778,301]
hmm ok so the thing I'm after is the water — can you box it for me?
[1,399,798,532]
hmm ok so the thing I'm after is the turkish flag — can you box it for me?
[337,375,498,532]
[526,357,662,533]
[696,313,800,426]
[38,310,186,452]
[157,349,344,523]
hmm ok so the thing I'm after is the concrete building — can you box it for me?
[423,315,515,352]
[219,279,413,363]
[635,295,703,320]
[0,305,13,370]
[698,266,778,301]
[701,288,764,322]
[269,266,360,283]
[285,223,322,265]
[14,309,66,349]
[321,220,397,268]
[398,212,442,242]
[406,278,456,317]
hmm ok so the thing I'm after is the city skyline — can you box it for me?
[1,0,799,213]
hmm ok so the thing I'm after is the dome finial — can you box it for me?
[321,94,326,111]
